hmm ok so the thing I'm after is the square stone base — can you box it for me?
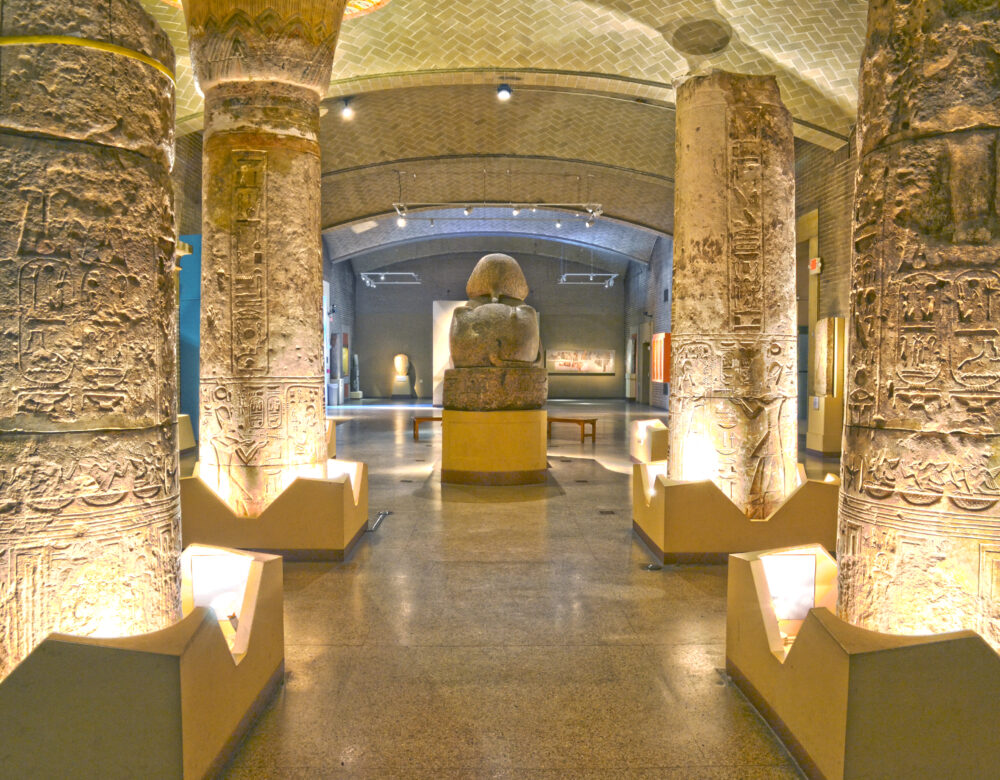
[442,409,547,485]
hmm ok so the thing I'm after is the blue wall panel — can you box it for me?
[178,235,201,433]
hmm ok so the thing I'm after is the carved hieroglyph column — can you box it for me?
[185,0,346,517]
[669,72,798,519]
[839,1,1000,648]
[0,0,180,679]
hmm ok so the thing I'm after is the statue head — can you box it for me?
[465,253,529,302]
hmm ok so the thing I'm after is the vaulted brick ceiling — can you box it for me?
[147,0,865,261]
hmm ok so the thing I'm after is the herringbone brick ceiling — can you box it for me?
[146,0,865,237]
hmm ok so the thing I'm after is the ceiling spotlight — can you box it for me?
[531,205,537,213]
[555,219,562,228]
[585,217,595,228]
[464,205,473,216]
[497,83,512,101]
[512,206,521,216]
[340,99,355,120]
[396,215,407,227]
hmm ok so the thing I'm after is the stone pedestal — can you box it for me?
[0,0,180,679]
[441,410,547,485]
[838,2,1000,650]
[443,366,548,411]
[669,71,798,519]
[185,0,347,518]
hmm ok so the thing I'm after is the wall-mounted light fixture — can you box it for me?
[360,272,422,288]
[340,98,355,120]
[497,83,513,101]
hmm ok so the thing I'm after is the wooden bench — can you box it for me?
[412,416,442,441]
[547,417,597,443]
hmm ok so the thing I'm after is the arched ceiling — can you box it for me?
[149,0,866,261]
[324,207,662,275]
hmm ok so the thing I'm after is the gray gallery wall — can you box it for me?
[350,251,627,399]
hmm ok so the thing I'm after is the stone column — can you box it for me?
[669,71,798,519]
[185,0,346,518]
[839,1,1000,649]
[0,0,180,679]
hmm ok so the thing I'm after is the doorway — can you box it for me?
[640,341,651,405]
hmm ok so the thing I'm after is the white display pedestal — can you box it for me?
[391,375,412,398]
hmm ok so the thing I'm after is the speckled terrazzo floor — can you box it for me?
[217,399,818,778]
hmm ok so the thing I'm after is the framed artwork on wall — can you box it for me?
[342,333,350,376]
[651,333,671,383]
[546,349,615,375]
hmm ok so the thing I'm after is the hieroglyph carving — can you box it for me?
[0,0,180,680]
[728,106,765,333]
[838,0,1000,650]
[231,152,268,374]
[670,72,797,519]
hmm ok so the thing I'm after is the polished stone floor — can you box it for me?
[222,399,822,778]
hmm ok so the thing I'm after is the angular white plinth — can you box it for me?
[632,462,838,562]
[629,419,668,463]
[181,460,369,560]
[0,545,284,779]
[726,545,1000,779]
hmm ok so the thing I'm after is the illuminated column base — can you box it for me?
[726,545,1000,779]
[0,545,284,779]
[181,460,369,561]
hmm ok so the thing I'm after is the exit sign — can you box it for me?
[809,257,822,275]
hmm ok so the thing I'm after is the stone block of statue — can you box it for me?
[444,254,548,411]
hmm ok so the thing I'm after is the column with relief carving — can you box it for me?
[839,1,1000,650]
[185,0,347,518]
[669,71,798,519]
[0,0,180,679]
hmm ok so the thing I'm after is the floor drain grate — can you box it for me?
[599,510,615,515]
[560,458,573,463]
[575,479,589,484]
[400,479,414,483]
